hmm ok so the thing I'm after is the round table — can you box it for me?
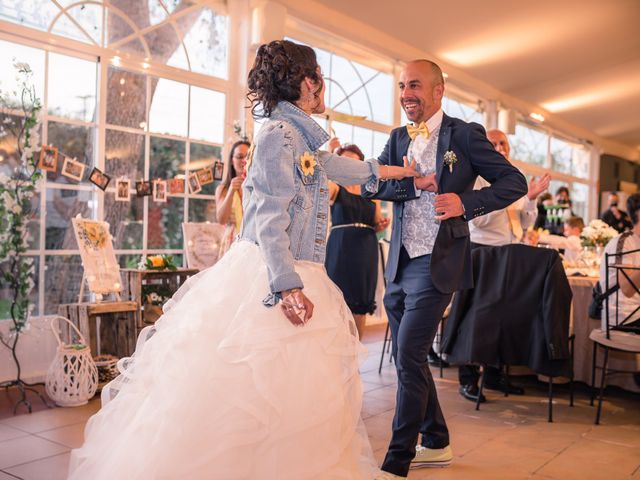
[568,275,640,393]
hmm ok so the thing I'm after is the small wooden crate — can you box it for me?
[57,301,140,358]
[121,268,199,328]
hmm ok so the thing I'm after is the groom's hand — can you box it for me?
[435,193,464,220]
[415,173,438,192]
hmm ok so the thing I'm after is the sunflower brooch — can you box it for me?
[300,151,316,177]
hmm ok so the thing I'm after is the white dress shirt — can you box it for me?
[469,176,536,246]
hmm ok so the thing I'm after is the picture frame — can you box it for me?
[213,162,224,181]
[60,156,85,182]
[168,177,185,194]
[188,172,202,194]
[38,145,59,172]
[115,178,131,202]
[89,167,111,190]
[135,180,152,197]
[182,222,227,270]
[196,167,214,186]
[153,179,167,203]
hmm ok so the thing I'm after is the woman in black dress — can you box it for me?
[326,143,390,338]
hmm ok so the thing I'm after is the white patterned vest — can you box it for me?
[401,126,441,258]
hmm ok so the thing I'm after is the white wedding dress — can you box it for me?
[68,241,378,479]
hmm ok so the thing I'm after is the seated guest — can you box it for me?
[600,193,640,331]
[325,142,390,339]
[459,129,550,402]
[601,192,632,233]
[538,216,584,263]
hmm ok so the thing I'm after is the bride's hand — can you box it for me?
[280,288,314,326]
[380,156,421,180]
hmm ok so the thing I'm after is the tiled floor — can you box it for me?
[1,324,639,479]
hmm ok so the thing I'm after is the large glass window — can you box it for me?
[511,120,594,222]
[0,1,230,317]
[510,122,548,166]
[442,96,484,125]
[0,1,229,80]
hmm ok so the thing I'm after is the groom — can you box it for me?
[364,60,527,479]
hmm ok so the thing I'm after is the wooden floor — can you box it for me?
[0,323,639,479]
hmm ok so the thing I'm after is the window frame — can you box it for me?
[0,3,235,317]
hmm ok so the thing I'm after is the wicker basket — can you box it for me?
[45,316,99,407]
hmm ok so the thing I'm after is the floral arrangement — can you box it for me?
[138,254,178,271]
[580,219,618,248]
[0,62,42,337]
[527,226,550,235]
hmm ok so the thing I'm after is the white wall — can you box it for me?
[0,316,58,384]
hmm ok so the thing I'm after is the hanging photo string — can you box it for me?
[36,144,224,203]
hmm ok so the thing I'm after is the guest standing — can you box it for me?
[215,140,250,255]
[458,129,550,402]
[325,143,390,338]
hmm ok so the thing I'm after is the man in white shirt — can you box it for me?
[459,129,551,402]
[469,129,549,247]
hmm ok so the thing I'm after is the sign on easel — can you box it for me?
[182,222,227,271]
[72,216,122,300]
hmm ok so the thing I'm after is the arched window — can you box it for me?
[0,0,231,316]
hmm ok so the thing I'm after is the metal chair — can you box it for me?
[590,247,640,424]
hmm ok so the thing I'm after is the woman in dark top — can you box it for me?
[325,143,390,338]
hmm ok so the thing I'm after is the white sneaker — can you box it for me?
[410,444,453,468]
[375,472,407,479]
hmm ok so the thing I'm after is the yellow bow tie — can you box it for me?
[407,122,430,140]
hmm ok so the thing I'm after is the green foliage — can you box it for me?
[0,62,42,340]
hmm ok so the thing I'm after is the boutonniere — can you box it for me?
[443,150,458,173]
[300,151,316,177]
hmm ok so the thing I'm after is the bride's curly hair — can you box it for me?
[247,40,322,118]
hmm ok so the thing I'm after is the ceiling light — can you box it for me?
[142,62,150,69]
[529,112,545,122]
[119,78,125,85]
[111,56,121,67]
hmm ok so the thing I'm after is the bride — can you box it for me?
[68,39,418,480]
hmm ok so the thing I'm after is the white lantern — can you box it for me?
[45,316,98,407]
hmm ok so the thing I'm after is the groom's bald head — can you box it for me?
[407,60,445,87]
[399,60,445,123]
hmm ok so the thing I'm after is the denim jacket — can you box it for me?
[239,101,380,304]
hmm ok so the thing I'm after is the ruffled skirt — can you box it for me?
[68,241,378,479]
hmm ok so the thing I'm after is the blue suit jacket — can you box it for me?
[363,113,527,293]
